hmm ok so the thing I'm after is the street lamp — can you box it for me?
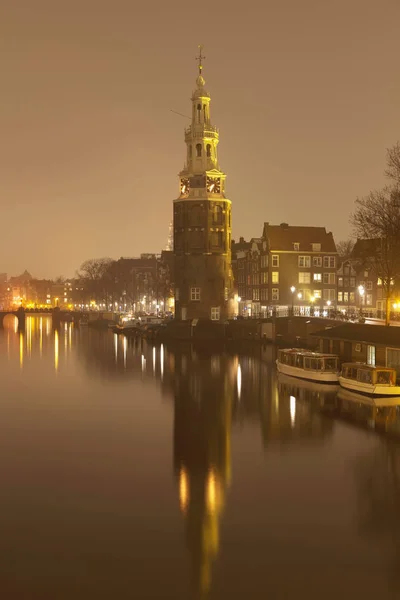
[310,295,315,316]
[358,285,365,316]
[290,286,296,316]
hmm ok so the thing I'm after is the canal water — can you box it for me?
[1,316,400,599]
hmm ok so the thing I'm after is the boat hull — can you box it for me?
[277,361,339,383]
[339,376,400,397]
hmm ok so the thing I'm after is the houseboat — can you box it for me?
[276,349,339,383]
[339,363,400,397]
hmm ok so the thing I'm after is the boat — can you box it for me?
[339,363,400,397]
[276,348,339,383]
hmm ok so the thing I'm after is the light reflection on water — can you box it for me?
[0,318,400,599]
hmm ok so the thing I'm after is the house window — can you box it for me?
[261,288,268,301]
[313,290,322,299]
[312,243,321,252]
[224,287,228,301]
[272,288,279,301]
[272,271,279,284]
[338,292,343,302]
[350,292,355,303]
[272,255,279,267]
[298,256,311,268]
[211,306,220,321]
[338,277,343,287]
[313,257,322,267]
[175,288,180,301]
[297,289,304,300]
[313,273,322,282]
[190,287,201,301]
[323,256,336,268]
[343,292,349,302]
[367,345,376,366]
[366,281,373,291]
[323,289,336,301]
[323,273,336,284]
[350,277,355,287]
[253,288,260,301]
[261,272,268,284]
[377,278,383,286]
[196,143,202,157]
[364,270,369,278]
[293,243,300,251]
[261,254,268,268]
[387,348,400,372]
[366,294,373,306]
[298,272,311,284]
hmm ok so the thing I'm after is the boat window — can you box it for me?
[351,368,358,379]
[310,359,319,370]
[325,358,337,371]
[358,369,372,384]
[377,371,391,385]
[304,358,311,369]
[296,355,303,368]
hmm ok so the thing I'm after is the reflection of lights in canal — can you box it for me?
[54,330,59,372]
[237,364,242,400]
[290,395,296,428]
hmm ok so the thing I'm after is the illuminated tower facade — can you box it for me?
[173,48,233,321]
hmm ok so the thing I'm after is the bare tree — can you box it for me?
[351,187,400,325]
[77,258,113,304]
[336,239,355,261]
[386,142,400,184]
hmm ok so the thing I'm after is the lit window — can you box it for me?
[298,272,310,284]
[261,272,268,284]
[224,287,228,301]
[190,287,201,301]
[293,243,300,251]
[253,288,260,301]
[312,243,321,252]
[272,271,279,283]
[377,278,383,286]
[366,294,373,306]
[313,273,322,282]
[272,255,279,267]
[313,290,322,299]
[338,292,343,302]
[211,306,220,320]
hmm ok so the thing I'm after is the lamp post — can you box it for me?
[310,295,315,317]
[358,285,365,317]
[327,299,331,318]
[290,286,296,316]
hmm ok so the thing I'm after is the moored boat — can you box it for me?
[276,348,339,383]
[339,363,400,397]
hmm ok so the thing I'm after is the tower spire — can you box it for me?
[195,44,205,76]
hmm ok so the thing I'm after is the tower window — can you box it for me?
[189,145,192,158]
[196,144,202,157]
[197,103,201,123]
[206,144,211,157]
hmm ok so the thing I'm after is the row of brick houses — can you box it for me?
[231,222,395,318]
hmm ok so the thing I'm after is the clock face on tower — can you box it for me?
[206,176,221,193]
[180,178,190,195]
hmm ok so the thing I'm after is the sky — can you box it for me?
[1,0,400,279]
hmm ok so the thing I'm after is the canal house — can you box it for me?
[312,323,400,373]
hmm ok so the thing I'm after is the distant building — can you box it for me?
[232,223,338,317]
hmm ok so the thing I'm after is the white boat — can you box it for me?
[339,363,400,397]
[276,348,339,383]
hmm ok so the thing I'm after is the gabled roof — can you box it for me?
[262,223,337,253]
[311,323,400,347]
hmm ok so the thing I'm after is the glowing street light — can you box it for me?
[290,286,296,315]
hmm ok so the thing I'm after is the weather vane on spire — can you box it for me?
[195,44,205,75]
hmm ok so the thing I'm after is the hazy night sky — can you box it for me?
[1,0,400,278]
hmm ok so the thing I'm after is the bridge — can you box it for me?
[0,308,80,329]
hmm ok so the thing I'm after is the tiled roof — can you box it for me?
[263,223,337,252]
[311,323,400,347]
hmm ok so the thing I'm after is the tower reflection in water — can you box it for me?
[172,347,234,595]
